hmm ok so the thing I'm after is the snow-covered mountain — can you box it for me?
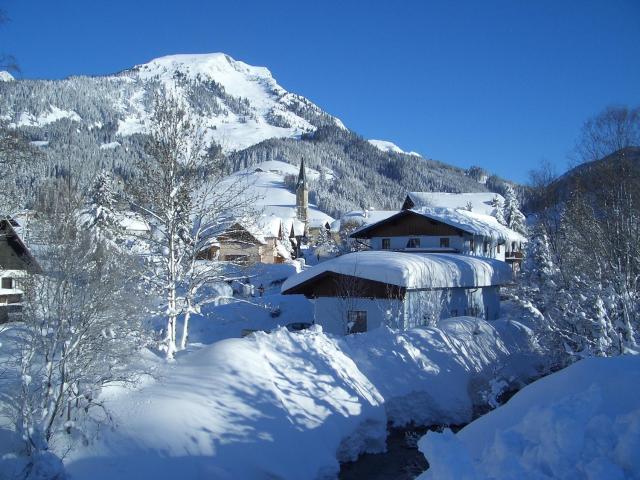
[0,71,14,82]
[0,52,508,217]
[3,53,345,152]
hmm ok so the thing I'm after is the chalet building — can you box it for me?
[0,219,41,323]
[198,216,291,264]
[281,251,513,335]
[350,207,525,271]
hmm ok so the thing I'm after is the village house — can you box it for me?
[197,215,291,264]
[350,206,525,271]
[0,219,41,323]
[281,250,513,335]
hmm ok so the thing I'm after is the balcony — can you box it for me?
[505,251,523,261]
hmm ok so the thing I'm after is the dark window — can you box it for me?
[450,309,458,317]
[497,244,501,253]
[440,238,450,248]
[512,241,517,251]
[347,311,367,334]
[469,239,475,251]
[407,238,421,248]
[1,278,13,289]
[381,238,391,250]
[224,254,249,264]
[483,241,489,253]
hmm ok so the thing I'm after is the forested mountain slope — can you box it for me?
[0,53,507,216]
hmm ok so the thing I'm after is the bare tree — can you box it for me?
[572,105,640,165]
[4,187,148,474]
[129,88,257,356]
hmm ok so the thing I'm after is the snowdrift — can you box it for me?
[63,317,542,480]
[418,355,640,480]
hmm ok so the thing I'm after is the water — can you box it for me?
[339,423,463,480]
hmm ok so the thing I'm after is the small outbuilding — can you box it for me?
[281,251,513,335]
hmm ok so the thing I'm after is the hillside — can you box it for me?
[0,53,503,217]
[529,146,640,211]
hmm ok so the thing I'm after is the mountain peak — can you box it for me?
[133,52,275,84]
[0,71,15,82]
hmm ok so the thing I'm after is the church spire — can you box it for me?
[296,158,309,228]
[296,157,307,189]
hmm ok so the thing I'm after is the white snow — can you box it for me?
[368,139,421,157]
[335,209,398,231]
[218,160,334,225]
[15,105,81,128]
[354,207,525,244]
[0,71,14,82]
[282,251,514,292]
[99,141,121,150]
[56,311,542,480]
[406,192,505,216]
[29,140,49,147]
[418,355,640,480]
[119,53,344,152]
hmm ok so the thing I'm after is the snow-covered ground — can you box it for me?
[418,354,640,480]
[50,304,544,480]
[218,160,335,225]
[0,256,550,480]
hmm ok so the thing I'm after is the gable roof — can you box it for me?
[0,219,42,273]
[351,207,525,244]
[403,192,504,216]
[281,251,513,294]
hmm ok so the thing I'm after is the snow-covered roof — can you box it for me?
[282,251,513,293]
[404,192,504,216]
[352,207,526,245]
[335,210,398,231]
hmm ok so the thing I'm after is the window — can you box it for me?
[469,239,475,252]
[381,238,391,250]
[483,241,489,253]
[406,238,421,248]
[1,278,13,289]
[347,311,367,334]
[497,244,501,253]
[224,254,249,264]
[440,238,450,248]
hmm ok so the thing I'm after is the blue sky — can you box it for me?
[2,0,639,182]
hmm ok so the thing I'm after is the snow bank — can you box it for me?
[63,315,543,480]
[418,355,640,480]
[282,251,514,292]
[65,327,387,480]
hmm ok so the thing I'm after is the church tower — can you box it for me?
[296,158,309,229]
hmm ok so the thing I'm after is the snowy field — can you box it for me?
[418,355,640,480]
[0,294,547,480]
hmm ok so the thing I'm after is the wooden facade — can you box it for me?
[351,210,465,239]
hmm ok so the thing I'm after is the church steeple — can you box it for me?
[296,157,307,189]
[296,158,309,228]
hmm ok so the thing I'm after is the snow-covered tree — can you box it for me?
[6,189,148,474]
[503,185,527,235]
[82,170,124,243]
[128,89,255,356]
[491,195,506,226]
